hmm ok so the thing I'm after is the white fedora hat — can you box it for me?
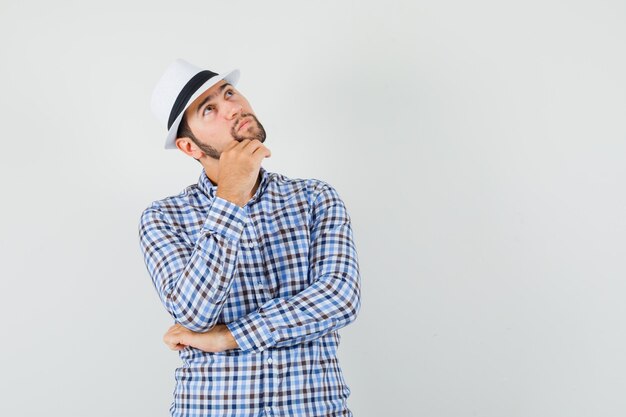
[150,58,240,149]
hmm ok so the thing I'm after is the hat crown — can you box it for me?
[150,59,203,128]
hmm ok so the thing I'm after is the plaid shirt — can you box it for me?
[138,166,362,417]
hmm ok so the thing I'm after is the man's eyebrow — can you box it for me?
[195,82,233,115]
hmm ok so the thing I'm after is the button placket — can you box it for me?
[263,355,275,414]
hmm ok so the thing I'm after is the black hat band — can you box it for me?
[167,70,218,130]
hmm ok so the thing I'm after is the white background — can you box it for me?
[1,1,625,416]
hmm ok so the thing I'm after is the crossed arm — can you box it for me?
[139,183,361,353]
[162,321,237,352]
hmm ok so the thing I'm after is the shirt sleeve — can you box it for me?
[138,196,248,332]
[226,183,362,352]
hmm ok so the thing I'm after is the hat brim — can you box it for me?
[164,68,241,150]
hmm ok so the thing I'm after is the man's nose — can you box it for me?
[227,103,244,119]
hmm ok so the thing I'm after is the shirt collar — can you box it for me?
[197,165,270,204]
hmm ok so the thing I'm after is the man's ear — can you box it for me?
[175,137,203,159]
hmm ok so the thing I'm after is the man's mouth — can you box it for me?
[238,119,249,131]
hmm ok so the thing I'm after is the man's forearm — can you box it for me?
[219,325,239,350]
[194,324,239,352]
[164,323,240,352]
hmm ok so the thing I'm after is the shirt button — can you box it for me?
[267,357,273,365]
[265,407,272,414]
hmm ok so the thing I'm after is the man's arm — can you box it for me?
[225,183,362,352]
[138,196,248,332]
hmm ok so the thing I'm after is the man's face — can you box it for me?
[177,79,266,160]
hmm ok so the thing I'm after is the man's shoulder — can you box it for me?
[138,183,203,225]
[268,170,336,202]
[273,172,350,216]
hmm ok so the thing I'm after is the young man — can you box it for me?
[138,59,362,417]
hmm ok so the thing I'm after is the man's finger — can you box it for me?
[252,146,271,163]
[244,140,267,154]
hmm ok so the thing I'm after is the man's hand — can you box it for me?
[216,138,271,207]
[163,323,239,352]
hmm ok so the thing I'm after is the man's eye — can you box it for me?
[202,91,235,115]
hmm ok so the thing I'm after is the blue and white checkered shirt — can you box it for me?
[138,166,362,417]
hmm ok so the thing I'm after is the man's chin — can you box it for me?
[232,119,266,143]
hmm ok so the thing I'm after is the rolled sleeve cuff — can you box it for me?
[227,311,275,353]
[202,196,248,242]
